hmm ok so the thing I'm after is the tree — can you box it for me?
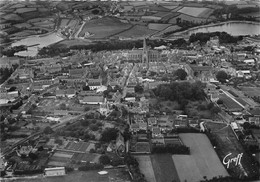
[216,99,223,104]
[174,69,188,80]
[100,128,119,143]
[216,71,228,83]
[210,106,221,114]
[59,103,67,110]
[99,155,110,165]
[89,124,99,131]
[28,152,38,161]
[134,84,144,93]
[43,126,53,134]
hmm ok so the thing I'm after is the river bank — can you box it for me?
[173,20,260,36]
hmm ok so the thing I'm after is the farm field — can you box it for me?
[59,18,70,28]
[79,17,132,39]
[162,5,178,10]
[54,39,93,48]
[14,7,37,14]
[153,25,182,37]
[150,154,180,182]
[148,23,171,31]
[117,25,156,39]
[135,155,156,182]
[205,122,259,179]
[15,169,131,182]
[173,133,229,182]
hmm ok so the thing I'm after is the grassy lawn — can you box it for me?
[150,154,180,182]
[15,169,131,182]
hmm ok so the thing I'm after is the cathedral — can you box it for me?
[127,38,160,69]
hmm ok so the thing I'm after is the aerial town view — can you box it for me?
[0,0,260,182]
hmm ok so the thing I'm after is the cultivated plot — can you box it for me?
[150,154,180,182]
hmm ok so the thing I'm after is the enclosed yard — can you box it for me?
[15,169,131,182]
[172,133,229,182]
[79,17,132,39]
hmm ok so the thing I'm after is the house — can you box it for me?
[69,68,86,78]
[112,90,122,103]
[16,68,34,79]
[87,78,102,90]
[187,65,213,82]
[66,88,76,98]
[130,123,140,133]
[152,127,162,138]
[41,64,62,73]
[148,117,157,126]
[79,96,104,105]
[236,70,251,79]
[53,110,69,116]
[18,145,33,156]
[243,58,255,66]
[116,132,125,154]
[55,89,76,98]
[44,167,66,177]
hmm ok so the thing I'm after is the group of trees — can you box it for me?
[124,154,147,182]
[174,69,188,80]
[216,70,229,83]
[38,38,190,58]
[100,128,119,143]
[189,32,243,44]
[99,154,124,166]
[153,81,206,109]
[0,65,18,84]
[1,45,27,57]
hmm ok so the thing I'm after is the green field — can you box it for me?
[173,133,229,182]
[79,17,132,39]
[116,25,156,39]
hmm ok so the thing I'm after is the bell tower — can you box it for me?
[142,38,149,69]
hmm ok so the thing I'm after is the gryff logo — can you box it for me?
[223,153,243,168]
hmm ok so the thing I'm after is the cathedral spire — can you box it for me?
[142,38,148,68]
